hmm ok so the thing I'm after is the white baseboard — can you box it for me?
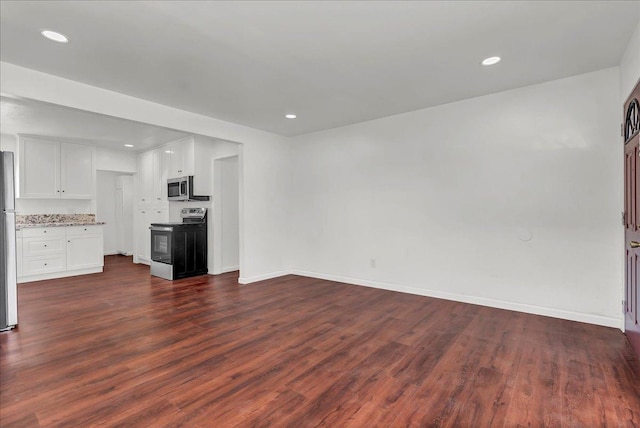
[221,265,239,274]
[290,269,622,330]
[133,257,150,266]
[18,267,103,284]
[238,270,291,284]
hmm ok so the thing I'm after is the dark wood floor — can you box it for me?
[1,256,639,427]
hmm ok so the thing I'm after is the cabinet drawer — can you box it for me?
[66,225,103,236]
[23,254,66,275]
[23,236,66,256]
[22,227,66,238]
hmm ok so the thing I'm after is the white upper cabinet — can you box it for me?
[135,135,216,210]
[165,136,195,178]
[137,148,166,205]
[167,135,216,195]
[152,149,165,202]
[18,136,95,199]
[136,150,154,204]
[60,143,95,198]
[18,136,60,198]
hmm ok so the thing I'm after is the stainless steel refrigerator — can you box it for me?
[0,151,17,331]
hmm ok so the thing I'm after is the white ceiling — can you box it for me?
[0,95,190,151]
[1,1,639,137]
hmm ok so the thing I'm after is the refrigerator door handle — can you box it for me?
[2,152,15,211]
[4,211,17,327]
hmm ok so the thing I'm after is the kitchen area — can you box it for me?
[135,133,240,278]
[0,95,241,331]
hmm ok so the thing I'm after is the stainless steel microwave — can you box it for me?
[167,176,191,201]
[167,176,210,201]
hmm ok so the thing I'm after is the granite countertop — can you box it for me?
[15,214,106,230]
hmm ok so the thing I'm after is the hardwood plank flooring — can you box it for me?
[1,255,639,427]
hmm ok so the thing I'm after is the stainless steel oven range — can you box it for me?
[150,207,208,280]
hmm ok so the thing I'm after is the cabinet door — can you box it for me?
[162,147,173,180]
[18,136,60,198]
[150,207,169,224]
[60,143,95,199]
[173,227,207,278]
[136,208,168,264]
[180,137,195,176]
[136,209,152,262]
[152,149,164,203]
[137,151,154,204]
[67,234,104,270]
[159,149,170,200]
[169,143,183,177]
[167,137,195,177]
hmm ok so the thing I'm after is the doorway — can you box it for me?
[96,171,134,256]
[212,154,240,274]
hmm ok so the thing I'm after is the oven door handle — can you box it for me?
[150,226,173,232]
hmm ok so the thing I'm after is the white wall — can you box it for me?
[96,147,137,173]
[1,62,291,282]
[213,155,240,273]
[212,139,241,159]
[13,199,93,215]
[221,156,240,272]
[1,133,17,152]
[211,140,241,274]
[289,67,622,328]
[96,171,118,254]
[620,19,640,102]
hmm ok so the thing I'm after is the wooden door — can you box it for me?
[624,79,640,359]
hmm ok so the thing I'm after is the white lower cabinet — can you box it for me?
[135,206,168,265]
[136,208,151,263]
[23,255,67,276]
[66,226,104,270]
[17,225,104,283]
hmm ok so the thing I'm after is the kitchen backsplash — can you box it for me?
[16,198,95,215]
[16,214,96,225]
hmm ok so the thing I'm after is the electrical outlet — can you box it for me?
[370,258,377,268]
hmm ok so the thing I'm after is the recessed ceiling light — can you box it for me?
[124,144,134,148]
[285,114,297,119]
[481,56,501,66]
[41,30,69,43]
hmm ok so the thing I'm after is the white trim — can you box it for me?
[238,270,291,284]
[290,269,622,329]
[221,265,239,274]
[18,267,103,284]
[104,251,118,256]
